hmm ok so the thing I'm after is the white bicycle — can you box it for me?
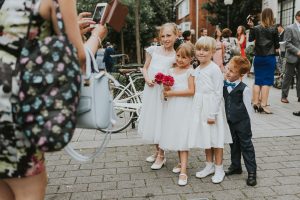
[100,67,144,133]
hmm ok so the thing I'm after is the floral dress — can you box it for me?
[0,0,52,178]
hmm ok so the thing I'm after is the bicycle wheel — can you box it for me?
[99,84,135,133]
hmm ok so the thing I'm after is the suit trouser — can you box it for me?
[228,118,257,173]
[281,60,300,98]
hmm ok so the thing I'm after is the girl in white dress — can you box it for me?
[159,43,195,186]
[138,23,177,169]
[189,36,232,184]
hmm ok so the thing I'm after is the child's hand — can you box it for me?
[163,90,171,98]
[207,119,215,125]
[146,79,155,87]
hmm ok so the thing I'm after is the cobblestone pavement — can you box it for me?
[45,77,300,200]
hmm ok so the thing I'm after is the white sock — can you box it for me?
[214,164,224,173]
[205,162,214,168]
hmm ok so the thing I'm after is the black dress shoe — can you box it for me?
[293,111,300,116]
[225,167,242,175]
[247,172,257,186]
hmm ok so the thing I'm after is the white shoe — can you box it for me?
[178,173,188,186]
[151,158,166,170]
[212,165,225,184]
[172,163,181,174]
[146,154,157,163]
[196,162,215,178]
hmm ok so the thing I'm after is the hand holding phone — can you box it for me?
[92,3,108,24]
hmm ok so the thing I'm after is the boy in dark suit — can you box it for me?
[223,56,257,186]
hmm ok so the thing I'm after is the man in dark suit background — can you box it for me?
[103,42,115,73]
[281,11,300,105]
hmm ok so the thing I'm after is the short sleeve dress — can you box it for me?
[0,0,53,178]
[159,67,194,151]
[138,46,176,143]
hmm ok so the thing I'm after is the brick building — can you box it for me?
[175,0,216,42]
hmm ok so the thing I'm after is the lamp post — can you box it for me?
[224,0,233,28]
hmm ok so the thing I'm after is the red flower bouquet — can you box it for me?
[162,75,175,88]
[154,72,165,84]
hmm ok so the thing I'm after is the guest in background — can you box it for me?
[248,8,279,114]
[103,42,115,73]
[281,11,300,104]
[237,26,246,57]
[213,27,225,72]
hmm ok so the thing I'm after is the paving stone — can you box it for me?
[103,174,130,182]
[47,159,70,166]
[131,172,157,180]
[48,177,76,186]
[161,184,193,195]
[276,176,300,184]
[64,170,91,177]
[271,185,300,195]
[70,191,102,200]
[256,169,282,178]
[146,177,175,187]
[192,182,223,193]
[132,186,163,197]
[104,161,129,168]
[102,189,132,199]
[79,162,105,170]
[75,175,103,184]
[265,195,300,200]
[57,184,88,193]
[117,180,145,189]
[259,162,286,170]
[212,189,246,200]
[149,194,182,200]
[242,187,277,198]
[55,164,80,172]
[181,192,213,200]
[47,171,65,178]
[277,168,300,176]
[88,182,117,191]
[46,185,59,194]
[117,166,142,174]
[45,193,71,200]
[281,161,300,168]
[91,168,116,176]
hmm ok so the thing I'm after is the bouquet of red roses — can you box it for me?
[154,72,174,101]
[154,72,165,84]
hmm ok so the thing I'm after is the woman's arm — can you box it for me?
[164,75,195,97]
[57,0,85,66]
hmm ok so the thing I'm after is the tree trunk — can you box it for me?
[135,0,141,64]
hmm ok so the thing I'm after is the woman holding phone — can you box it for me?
[0,0,107,199]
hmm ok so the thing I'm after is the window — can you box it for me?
[277,0,295,27]
[178,0,189,19]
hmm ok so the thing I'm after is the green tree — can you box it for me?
[77,0,175,62]
[202,0,262,34]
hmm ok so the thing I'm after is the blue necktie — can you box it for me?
[224,80,236,89]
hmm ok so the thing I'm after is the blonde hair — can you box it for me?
[195,36,216,53]
[176,43,195,58]
[261,8,275,28]
[229,56,251,75]
[159,22,179,37]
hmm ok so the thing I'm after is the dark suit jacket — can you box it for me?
[284,23,300,63]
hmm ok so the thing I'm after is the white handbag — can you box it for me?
[65,47,119,162]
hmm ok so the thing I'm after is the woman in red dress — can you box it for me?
[237,26,247,57]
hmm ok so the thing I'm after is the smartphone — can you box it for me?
[92,3,108,24]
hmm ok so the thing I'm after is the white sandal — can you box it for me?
[151,154,166,170]
[172,163,181,174]
[178,173,188,186]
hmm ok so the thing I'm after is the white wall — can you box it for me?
[295,0,300,13]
